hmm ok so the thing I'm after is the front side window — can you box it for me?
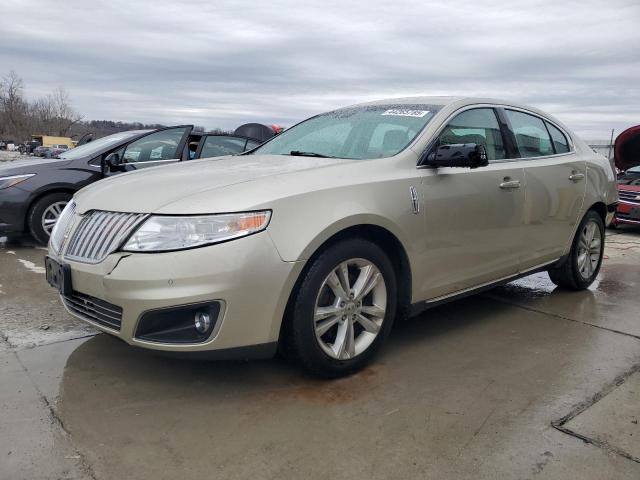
[252,104,442,160]
[505,110,554,158]
[435,108,506,161]
[545,122,570,154]
[122,127,187,163]
[200,136,247,158]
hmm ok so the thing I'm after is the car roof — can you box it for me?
[345,96,571,134]
[349,96,465,107]
[347,96,547,112]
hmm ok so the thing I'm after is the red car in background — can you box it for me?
[612,125,640,227]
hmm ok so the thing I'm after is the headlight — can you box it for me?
[49,201,76,253]
[0,174,35,190]
[122,211,271,252]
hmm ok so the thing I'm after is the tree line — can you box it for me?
[0,71,219,143]
[0,71,83,142]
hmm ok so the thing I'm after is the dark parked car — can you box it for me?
[33,146,51,157]
[0,124,272,243]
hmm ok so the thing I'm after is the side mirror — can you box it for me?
[426,143,488,169]
[103,152,122,173]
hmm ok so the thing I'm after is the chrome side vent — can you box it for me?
[65,211,147,264]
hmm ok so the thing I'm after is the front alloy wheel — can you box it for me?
[283,238,397,377]
[28,192,73,244]
[314,258,387,360]
[42,201,69,236]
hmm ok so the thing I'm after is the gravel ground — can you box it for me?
[0,149,30,162]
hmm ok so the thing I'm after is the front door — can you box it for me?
[104,126,192,176]
[419,107,526,300]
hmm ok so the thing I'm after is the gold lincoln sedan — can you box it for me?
[45,97,619,377]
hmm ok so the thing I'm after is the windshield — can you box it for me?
[252,104,441,160]
[618,166,640,186]
[58,131,145,160]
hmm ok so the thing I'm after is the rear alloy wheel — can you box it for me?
[548,210,604,290]
[284,238,397,377]
[27,192,72,244]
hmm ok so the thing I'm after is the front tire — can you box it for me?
[27,193,72,245]
[548,210,604,290]
[283,238,397,378]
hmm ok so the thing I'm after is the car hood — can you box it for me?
[74,155,346,214]
[0,156,73,175]
[615,125,640,171]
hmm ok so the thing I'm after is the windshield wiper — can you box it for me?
[288,150,335,158]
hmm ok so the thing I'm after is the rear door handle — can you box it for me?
[569,172,585,182]
[499,180,521,189]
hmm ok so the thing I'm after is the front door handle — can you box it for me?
[499,179,521,189]
[569,172,585,182]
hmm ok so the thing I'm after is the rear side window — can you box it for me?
[200,136,247,158]
[435,108,506,161]
[545,122,570,154]
[505,110,554,158]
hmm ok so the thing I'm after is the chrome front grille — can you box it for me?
[618,190,640,204]
[62,291,122,330]
[64,210,147,264]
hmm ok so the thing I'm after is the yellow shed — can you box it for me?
[31,135,75,148]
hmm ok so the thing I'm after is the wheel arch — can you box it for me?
[277,222,413,344]
[588,201,607,223]
[24,187,76,231]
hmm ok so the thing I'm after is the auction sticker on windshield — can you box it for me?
[381,109,430,117]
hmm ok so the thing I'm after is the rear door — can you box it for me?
[501,109,586,268]
[104,126,192,175]
[419,107,526,299]
[195,135,254,159]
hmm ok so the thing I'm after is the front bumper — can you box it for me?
[614,200,640,225]
[0,187,31,234]
[48,232,303,355]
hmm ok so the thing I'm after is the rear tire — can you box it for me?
[27,192,72,245]
[548,210,604,290]
[283,238,397,378]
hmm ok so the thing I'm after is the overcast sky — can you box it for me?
[1,0,638,139]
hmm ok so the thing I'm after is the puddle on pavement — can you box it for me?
[0,240,95,348]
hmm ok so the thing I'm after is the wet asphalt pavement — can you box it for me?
[1,228,639,479]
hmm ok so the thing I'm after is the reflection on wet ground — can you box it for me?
[1,228,639,479]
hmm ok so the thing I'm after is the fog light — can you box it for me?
[194,311,211,333]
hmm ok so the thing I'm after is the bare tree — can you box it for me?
[48,87,83,136]
[0,70,30,139]
[0,72,83,140]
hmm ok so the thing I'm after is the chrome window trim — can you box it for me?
[416,103,509,167]
[416,102,576,168]
[501,105,575,155]
[124,158,180,165]
[88,158,180,170]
